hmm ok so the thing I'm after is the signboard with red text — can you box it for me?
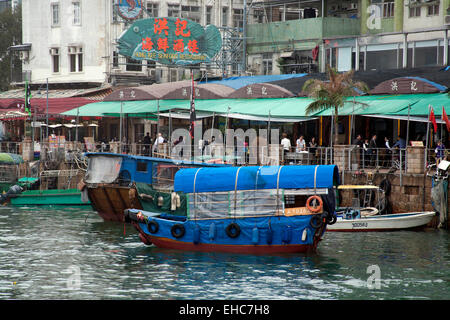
[117,17,222,66]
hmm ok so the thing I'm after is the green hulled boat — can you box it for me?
[9,188,90,207]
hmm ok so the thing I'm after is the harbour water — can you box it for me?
[0,206,448,300]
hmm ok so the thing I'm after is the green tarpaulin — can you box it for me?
[62,93,450,120]
[0,153,24,164]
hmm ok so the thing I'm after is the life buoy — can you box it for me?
[225,223,241,238]
[147,220,159,234]
[310,214,323,229]
[171,224,185,238]
[306,195,323,213]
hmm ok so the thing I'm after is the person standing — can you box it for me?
[435,140,445,165]
[369,134,377,166]
[152,133,164,156]
[309,137,317,154]
[281,133,291,162]
[295,135,306,152]
[143,132,151,156]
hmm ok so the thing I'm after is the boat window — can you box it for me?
[85,156,122,184]
[188,189,284,220]
[136,161,147,172]
[152,163,183,190]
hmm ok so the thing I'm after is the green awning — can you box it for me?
[61,93,450,120]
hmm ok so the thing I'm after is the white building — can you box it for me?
[18,0,248,88]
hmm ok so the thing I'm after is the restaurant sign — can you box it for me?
[117,17,222,66]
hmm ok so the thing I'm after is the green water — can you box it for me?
[0,206,448,300]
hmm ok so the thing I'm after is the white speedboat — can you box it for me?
[327,211,436,232]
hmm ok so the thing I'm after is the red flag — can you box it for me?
[429,106,437,132]
[442,106,450,132]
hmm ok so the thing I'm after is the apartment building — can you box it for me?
[17,0,248,88]
[246,0,449,75]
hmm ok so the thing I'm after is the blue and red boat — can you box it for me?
[125,165,340,254]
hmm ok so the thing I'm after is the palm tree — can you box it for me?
[302,65,369,147]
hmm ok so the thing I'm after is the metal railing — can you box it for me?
[2,140,445,173]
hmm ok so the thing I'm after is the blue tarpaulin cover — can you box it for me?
[174,165,340,193]
[200,74,308,89]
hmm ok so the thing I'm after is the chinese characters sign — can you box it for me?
[117,17,222,66]
[370,77,444,95]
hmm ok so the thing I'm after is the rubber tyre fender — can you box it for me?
[225,223,241,238]
[327,214,337,225]
[171,224,186,238]
[147,220,159,234]
[310,214,324,229]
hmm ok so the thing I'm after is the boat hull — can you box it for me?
[9,189,91,206]
[126,210,327,254]
[327,212,436,232]
[87,185,142,221]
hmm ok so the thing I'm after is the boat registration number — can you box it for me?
[352,222,368,228]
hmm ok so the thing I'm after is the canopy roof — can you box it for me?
[0,153,24,164]
[174,165,340,193]
[228,83,295,99]
[159,83,235,100]
[0,97,97,120]
[61,93,450,121]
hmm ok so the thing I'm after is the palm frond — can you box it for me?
[305,100,333,115]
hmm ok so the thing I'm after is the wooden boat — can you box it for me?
[125,165,340,254]
[327,210,436,232]
[83,152,225,222]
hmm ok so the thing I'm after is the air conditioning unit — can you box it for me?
[19,51,29,61]
[49,48,58,55]
[68,47,76,54]
[445,15,450,25]
[148,69,156,77]
[349,3,358,10]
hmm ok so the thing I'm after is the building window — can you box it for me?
[253,9,265,23]
[181,5,200,23]
[233,9,243,29]
[427,4,439,16]
[222,7,228,27]
[69,46,83,72]
[50,48,60,73]
[262,53,272,75]
[409,6,421,18]
[73,1,81,25]
[168,4,180,17]
[206,6,213,25]
[51,3,60,26]
[126,57,142,72]
[382,1,394,18]
[112,51,119,68]
[145,1,158,17]
[112,0,119,22]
